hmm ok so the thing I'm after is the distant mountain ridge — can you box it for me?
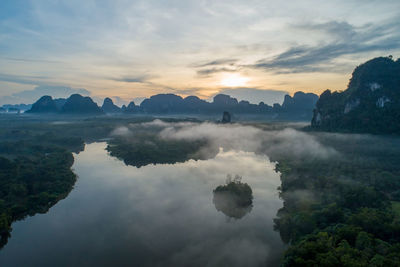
[61,94,103,114]
[26,94,103,114]
[124,92,317,120]
[311,56,400,133]
[25,91,318,120]
[26,96,59,113]
[102,97,121,113]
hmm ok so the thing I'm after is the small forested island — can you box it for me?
[213,175,253,219]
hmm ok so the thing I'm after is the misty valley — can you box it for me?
[0,110,400,266]
[0,141,284,266]
[0,117,288,266]
[1,52,400,267]
[1,0,400,264]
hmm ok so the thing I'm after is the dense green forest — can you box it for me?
[272,133,400,266]
[0,140,83,248]
[107,132,214,167]
[1,115,400,266]
[0,115,206,247]
[0,116,110,248]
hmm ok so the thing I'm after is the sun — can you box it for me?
[220,73,250,87]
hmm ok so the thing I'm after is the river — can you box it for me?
[0,142,284,266]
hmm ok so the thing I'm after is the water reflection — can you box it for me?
[213,175,253,219]
[0,143,284,267]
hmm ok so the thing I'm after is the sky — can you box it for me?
[0,0,399,105]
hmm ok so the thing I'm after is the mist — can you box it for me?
[109,119,339,165]
[154,120,338,160]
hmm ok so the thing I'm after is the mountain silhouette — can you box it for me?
[26,91,318,120]
[26,96,59,113]
[311,56,400,133]
[60,94,103,114]
[101,98,121,113]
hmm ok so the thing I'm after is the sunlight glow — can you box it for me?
[220,74,250,87]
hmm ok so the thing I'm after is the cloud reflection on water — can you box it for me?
[0,142,283,267]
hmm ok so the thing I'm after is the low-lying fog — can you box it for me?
[0,140,283,267]
[113,119,338,160]
[2,119,391,267]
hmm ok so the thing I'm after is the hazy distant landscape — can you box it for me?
[1,102,400,266]
[1,0,400,266]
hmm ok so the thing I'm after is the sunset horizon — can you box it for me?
[1,0,399,105]
[1,1,400,266]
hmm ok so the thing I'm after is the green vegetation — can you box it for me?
[0,115,115,248]
[273,133,400,266]
[106,131,216,167]
[213,176,253,219]
[0,115,209,247]
[311,56,400,134]
[392,201,400,219]
[213,176,253,207]
[0,142,81,248]
[1,114,400,266]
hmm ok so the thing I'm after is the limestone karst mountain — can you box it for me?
[311,56,400,133]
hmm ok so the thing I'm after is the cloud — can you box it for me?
[0,85,91,105]
[197,67,238,77]
[248,19,400,73]
[111,126,131,136]
[155,122,338,160]
[110,74,156,83]
[295,21,357,40]
[61,141,283,267]
[216,88,288,105]
[131,97,147,105]
[107,96,128,107]
[192,58,240,77]
[191,58,238,68]
[261,128,338,160]
[141,119,173,128]
[0,73,49,86]
[168,237,272,267]
[1,57,61,64]
[2,0,400,97]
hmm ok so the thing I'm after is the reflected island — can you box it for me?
[213,175,253,219]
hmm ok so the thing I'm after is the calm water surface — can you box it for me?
[0,142,284,267]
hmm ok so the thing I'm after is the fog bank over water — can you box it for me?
[0,142,284,267]
[129,120,338,160]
